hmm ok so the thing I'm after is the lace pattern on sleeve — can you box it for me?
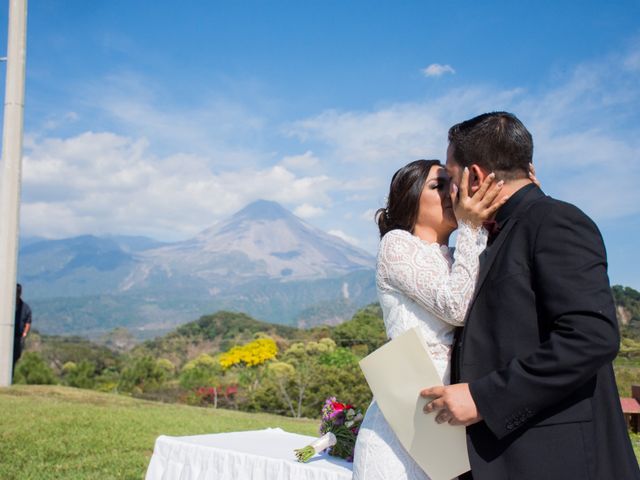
[376,222,487,326]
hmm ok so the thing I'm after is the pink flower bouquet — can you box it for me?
[294,397,364,462]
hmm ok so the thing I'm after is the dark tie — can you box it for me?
[483,220,501,245]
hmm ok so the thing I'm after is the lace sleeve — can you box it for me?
[377,223,487,326]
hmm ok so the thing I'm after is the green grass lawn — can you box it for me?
[0,385,319,480]
[631,432,640,459]
[614,361,640,397]
[1,385,638,479]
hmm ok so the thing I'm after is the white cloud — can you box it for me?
[294,203,326,219]
[328,229,360,246]
[422,64,455,77]
[511,49,640,220]
[286,87,523,168]
[75,72,271,169]
[289,46,640,223]
[19,44,640,252]
[342,177,380,191]
[280,151,319,171]
[42,111,79,131]
[20,132,336,240]
[361,208,377,222]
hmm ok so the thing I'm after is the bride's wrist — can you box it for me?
[458,218,483,231]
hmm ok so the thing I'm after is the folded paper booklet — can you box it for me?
[359,327,470,480]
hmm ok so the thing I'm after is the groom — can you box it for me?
[421,112,640,479]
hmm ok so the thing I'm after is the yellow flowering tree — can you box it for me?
[219,337,279,369]
[219,336,279,396]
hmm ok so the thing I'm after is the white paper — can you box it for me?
[359,327,470,480]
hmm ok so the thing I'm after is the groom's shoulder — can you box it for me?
[527,194,600,233]
[534,195,593,220]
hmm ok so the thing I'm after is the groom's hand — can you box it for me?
[420,383,482,426]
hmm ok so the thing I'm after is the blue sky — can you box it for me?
[0,1,639,288]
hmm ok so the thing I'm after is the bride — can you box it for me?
[352,159,508,480]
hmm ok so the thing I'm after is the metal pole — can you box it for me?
[0,0,28,387]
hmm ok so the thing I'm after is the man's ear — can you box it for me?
[468,164,488,193]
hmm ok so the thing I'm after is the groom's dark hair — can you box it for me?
[448,112,533,181]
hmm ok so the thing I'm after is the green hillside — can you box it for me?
[614,285,640,340]
[133,304,385,365]
[21,291,639,402]
[134,310,308,368]
[18,305,385,418]
[0,385,318,480]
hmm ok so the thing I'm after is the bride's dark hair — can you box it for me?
[376,159,442,238]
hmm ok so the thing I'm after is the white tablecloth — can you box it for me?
[145,428,353,480]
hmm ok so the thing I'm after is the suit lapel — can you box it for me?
[453,187,547,381]
[466,186,546,318]
[474,218,519,296]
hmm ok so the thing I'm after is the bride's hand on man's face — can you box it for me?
[452,167,509,227]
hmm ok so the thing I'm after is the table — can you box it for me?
[145,428,354,480]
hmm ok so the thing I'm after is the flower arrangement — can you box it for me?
[294,397,364,462]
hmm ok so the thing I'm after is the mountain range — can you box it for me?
[18,200,377,339]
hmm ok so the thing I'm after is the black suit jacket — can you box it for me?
[451,185,640,479]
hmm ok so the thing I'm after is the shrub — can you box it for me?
[118,355,166,393]
[331,304,386,355]
[179,354,222,391]
[66,360,97,389]
[13,352,57,385]
[319,347,359,368]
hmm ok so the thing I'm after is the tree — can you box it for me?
[256,337,374,418]
[219,337,278,369]
[266,338,337,418]
[180,354,220,388]
[267,361,297,417]
[65,360,97,389]
[319,347,359,368]
[156,358,176,378]
[13,352,57,385]
[331,304,386,355]
[118,355,166,394]
[304,362,372,418]
[613,285,640,341]
[217,336,279,407]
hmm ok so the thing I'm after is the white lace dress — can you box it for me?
[352,222,487,480]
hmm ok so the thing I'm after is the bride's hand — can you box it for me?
[452,168,508,227]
